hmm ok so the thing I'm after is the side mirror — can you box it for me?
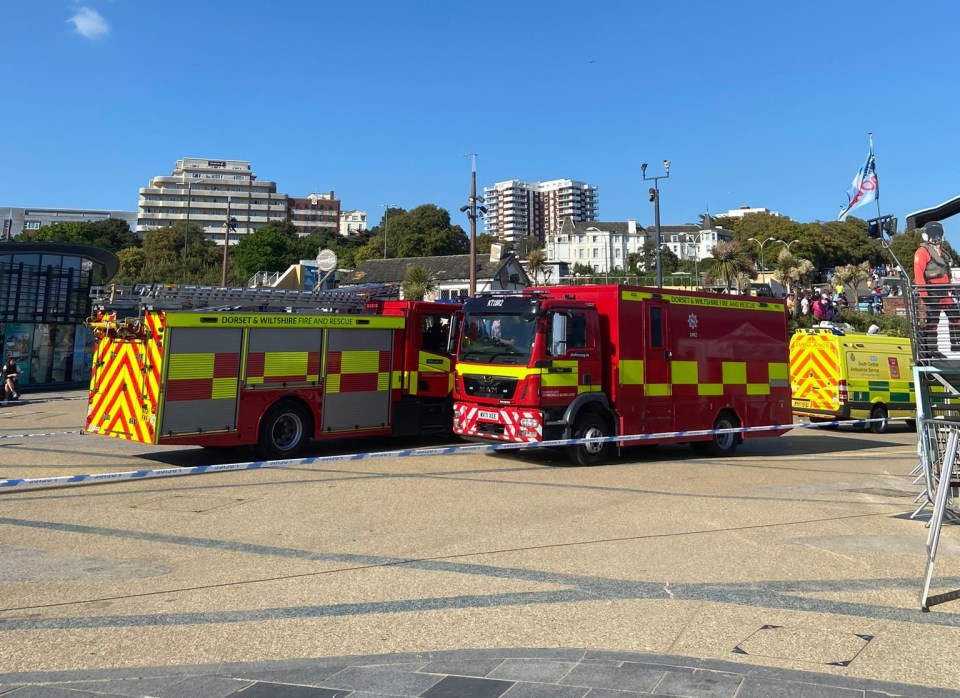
[551,313,568,356]
[520,301,540,323]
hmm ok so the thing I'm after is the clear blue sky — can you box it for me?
[3,1,959,244]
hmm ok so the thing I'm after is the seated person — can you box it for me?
[3,357,21,400]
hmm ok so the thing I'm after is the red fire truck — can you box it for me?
[86,285,457,458]
[452,285,791,465]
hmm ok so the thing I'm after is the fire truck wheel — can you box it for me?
[568,412,610,466]
[258,401,312,459]
[692,412,739,456]
[869,404,889,434]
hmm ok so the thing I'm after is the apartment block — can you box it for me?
[137,158,288,244]
[287,191,340,236]
[483,179,598,244]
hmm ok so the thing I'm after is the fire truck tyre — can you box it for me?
[568,412,610,466]
[258,401,312,460]
[906,419,917,431]
[692,412,739,456]
[869,404,889,434]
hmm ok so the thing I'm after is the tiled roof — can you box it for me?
[342,254,526,285]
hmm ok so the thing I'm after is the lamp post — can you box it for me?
[181,174,197,262]
[460,153,487,298]
[641,160,670,287]
[682,231,708,290]
[379,203,393,259]
[221,197,238,287]
[747,236,777,271]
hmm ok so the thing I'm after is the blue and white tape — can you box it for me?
[0,417,902,492]
[0,430,85,440]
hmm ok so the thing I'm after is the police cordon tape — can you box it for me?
[0,417,908,492]
[0,430,85,440]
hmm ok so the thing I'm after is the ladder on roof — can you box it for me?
[89,283,400,314]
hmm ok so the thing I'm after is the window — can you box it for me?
[25,220,41,230]
[592,235,598,243]
[422,314,450,354]
[578,249,585,258]
[592,248,599,258]
[649,307,663,347]
[615,249,621,258]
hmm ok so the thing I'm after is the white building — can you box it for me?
[340,209,367,235]
[720,206,783,219]
[483,179,599,244]
[548,219,645,274]
[2,207,137,240]
[661,225,732,262]
[137,158,288,244]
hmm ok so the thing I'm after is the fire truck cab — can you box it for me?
[452,285,792,465]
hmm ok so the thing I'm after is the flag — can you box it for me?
[838,139,878,221]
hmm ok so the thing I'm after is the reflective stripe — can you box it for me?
[671,360,698,384]
[164,313,404,329]
[698,384,724,396]
[168,353,214,379]
[620,289,784,312]
[722,362,747,384]
[457,362,536,379]
[646,383,672,397]
[619,359,644,385]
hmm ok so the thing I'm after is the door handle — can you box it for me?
[664,351,672,360]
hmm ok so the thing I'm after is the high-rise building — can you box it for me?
[483,179,599,244]
[137,158,288,244]
[287,191,340,236]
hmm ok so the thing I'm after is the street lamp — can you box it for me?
[747,236,777,271]
[379,203,394,258]
[641,160,670,287]
[460,153,487,298]
[181,174,199,262]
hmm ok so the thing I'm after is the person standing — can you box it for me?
[913,221,960,357]
[800,291,811,316]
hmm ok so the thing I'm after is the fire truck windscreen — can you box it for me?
[459,311,538,365]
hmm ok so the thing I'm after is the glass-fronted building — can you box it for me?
[0,243,118,388]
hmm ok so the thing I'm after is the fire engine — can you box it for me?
[85,284,458,458]
[451,285,792,465]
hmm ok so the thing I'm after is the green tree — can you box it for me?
[357,205,469,261]
[17,218,139,252]
[132,223,223,284]
[526,248,552,285]
[702,241,755,291]
[232,223,297,278]
[475,233,497,256]
[401,264,435,301]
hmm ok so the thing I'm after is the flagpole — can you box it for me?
[870,132,882,220]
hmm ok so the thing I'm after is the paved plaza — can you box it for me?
[1,391,959,696]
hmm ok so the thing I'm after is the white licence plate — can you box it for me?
[478,410,499,422]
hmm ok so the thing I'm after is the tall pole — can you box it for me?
[221,197,231,287]
[653,180,662,287]
[469,155,477,297]
[183,178,192,263]
[384,206,389,258]
[641,160,670,288]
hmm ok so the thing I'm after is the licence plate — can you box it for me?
[478,410,499,422]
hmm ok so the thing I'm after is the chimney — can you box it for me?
[627,219,637,235]
[490,243,504,262]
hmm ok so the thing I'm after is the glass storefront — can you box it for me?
[0,243,116,389]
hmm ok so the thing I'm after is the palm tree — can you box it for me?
[771,248,815,316]
[526,248,552,285]
[401,264,435,301]
[701,241,754,291]
[832,262,871,303]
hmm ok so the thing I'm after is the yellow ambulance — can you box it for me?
[789,325,915,433]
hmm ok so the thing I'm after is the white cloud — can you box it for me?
[68,7,110,40]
